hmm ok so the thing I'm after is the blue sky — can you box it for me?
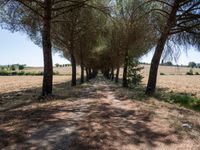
[0,29,69,67]
[0,28,199,67]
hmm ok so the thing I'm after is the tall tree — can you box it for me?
[0,0,96,96]
[145,0,200,95]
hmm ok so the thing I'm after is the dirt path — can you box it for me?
[2,77,200,150]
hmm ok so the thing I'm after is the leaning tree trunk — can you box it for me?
[123,52,128,87]
[115,67,119,83]
[42,0,53,96]
[145,34,168,95]
[145,1,178,95]
[71,53,76,86]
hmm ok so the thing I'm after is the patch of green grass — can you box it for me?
[168,94,200,111]
[160,72,165,75]
[154,90,200,111]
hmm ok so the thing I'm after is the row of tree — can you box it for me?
[0,0,199,97]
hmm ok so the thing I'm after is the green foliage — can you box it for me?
[169,94,200,111]
[127,59,144,87]
[0,66,5,70]
[186,69,193,75]
[11,65,16,71]
[160,72,165,75]
[0,71,59,76]
[188,62,196,68]
[18,65,25,70]
[195,72,199,75]
[164,61,173,66]
[55,63,60,67]
[154,90,200,112]
[0,70,10,75]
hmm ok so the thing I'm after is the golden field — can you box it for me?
[0,65,200,97]
[141,65,200,97]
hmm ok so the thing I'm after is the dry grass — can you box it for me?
[0,76,68,94]
[117,65,200,97]
[141,65,200,97]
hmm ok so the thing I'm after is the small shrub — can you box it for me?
[195,72,199,75]
[127,58,144,87]
[160,72,165,75]
[11,71,17,75]
[24,72,32,75]
[186,69,193,75]
[37,72,44,76]
[1,67,5,70]
[18,65,25,70]
[18,71,25,75]
[10,65,16,71]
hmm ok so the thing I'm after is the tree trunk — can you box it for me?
[89,68,92,79]
[86,67,89,81]
[103,69,110,79]
[115,67,119,83]
[145,1,178,95]
[123,52,128,87]
[145,34,168,95]
[42,0,53,96]
[111,68,114,81]
[80,64,84,84]
[71,53,76,86]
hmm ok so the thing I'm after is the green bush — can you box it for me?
[11,65,16,71]
[0,66,5,70]
[160,72,165,75]
[127,58,144,87]
[169,94,200,111]
[18,65,25,70]
[37,72,43,75]
[0,70,10,75]
[18,71,25,75]
[0,70,60,76]
[195,72,199,75]
[186,69,193,75]
[11,72,17,75]
[24,72,31,75]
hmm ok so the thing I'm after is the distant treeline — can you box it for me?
[55,64,71,67]
[0,64,26,71]
[0,70,59,76]
[140,61,200,68]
